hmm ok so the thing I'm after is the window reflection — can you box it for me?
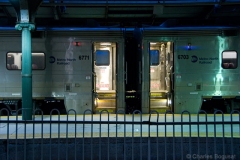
[222,51,237,69]
[6,52,45,70]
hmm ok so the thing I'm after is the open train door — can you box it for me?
[148,42,173,113]
[142,31,174,113]
[91,29,125,114]
[92,42,117,113]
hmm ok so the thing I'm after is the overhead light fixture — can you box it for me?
[150,42,156,45]
[100,42,111,46]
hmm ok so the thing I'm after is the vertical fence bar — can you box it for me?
[154,111,159,160]
[74,110,77,160]
[205,112,208,159]
[57,111,60,160]
[149,111,159,160]
[230,111,234,159]
[0,109,10,160]
[33,111,35,160]
[132,112,134,160]
[99,111,102,160]
[140,112,143,160]
[148,112,151,160]
[189,112,192,159]
[238,112,240,157]
[115,111,118,160]
[33,109,43,160]
[164,111,173,160]
[65,111,68,160]
[214,110,223,157]
[24,115,27,160]
[83,111,85,160]
[230,110,240,157]
[66,111,69,160]
[180,112,183,160]
[83,110,87,160]
[99,110,110,160]
[132,110,142,160]
[50,109,61,160]
[238,112,240,152]
[7,111,10,160]
[40,110,44,160]
[198,110,207,160]
[164,112,167,160]
[15,110,19,160]
[83,109,93,160]
[156,112,159,160]
[197,112,200,160]
[49,111,52,160]
[123,111,126,160]
[116,110,124,160]
[107,111,110,160]
[180,111,192,160]
[214,111,217,158]
[221,112,225,157]
[66,109,77,160]
[173,111,175,160]
[134,110,143,160]
[180,110,192,160]
[90,111,93,160]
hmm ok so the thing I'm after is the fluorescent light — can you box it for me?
[100,42,111,46]
[150,42,156,45]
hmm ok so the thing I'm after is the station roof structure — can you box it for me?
[0,0,240,28]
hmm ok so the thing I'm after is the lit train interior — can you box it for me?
[149,42,173,113]
[93,42,116,113]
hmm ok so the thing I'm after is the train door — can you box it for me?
[149,42,173,113]
[93,42,117,113]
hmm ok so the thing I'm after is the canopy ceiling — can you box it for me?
[0,0,240,28]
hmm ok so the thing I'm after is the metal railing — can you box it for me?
[0,109,239,160]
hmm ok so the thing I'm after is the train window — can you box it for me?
[6,52,45,70]
[222,51,237,69]
[95,50,110,66]
[150,50,159,66]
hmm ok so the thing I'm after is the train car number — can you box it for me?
[178,55,189,59]
[79,55,90,60]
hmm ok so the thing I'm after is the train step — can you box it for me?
[150,107,171,113]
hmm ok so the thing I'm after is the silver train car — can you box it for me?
[0,28,125,115]
[0,27,239,114]
[142,27,240,114]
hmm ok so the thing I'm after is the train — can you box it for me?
[0,26,240,115]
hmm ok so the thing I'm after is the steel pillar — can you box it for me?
[15,23,35,120]
[9,0,42,120]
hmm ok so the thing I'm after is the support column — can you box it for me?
[15,23,35,120]
[9,0,42,120]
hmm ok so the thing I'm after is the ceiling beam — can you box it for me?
[0,6,11,17]
[9,0,43,23]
